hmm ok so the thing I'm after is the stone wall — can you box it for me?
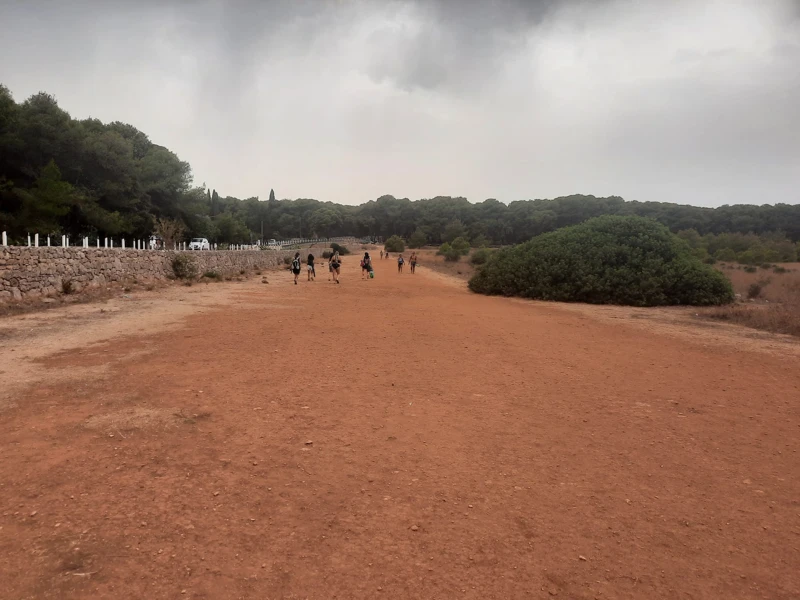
[0,247,298,302]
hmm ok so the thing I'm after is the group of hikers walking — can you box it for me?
[290,250,343,284]
[291,248,418,284]
[380,250,417,274]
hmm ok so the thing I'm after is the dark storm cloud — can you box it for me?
[0,0,798,206]
[360,0,570,91]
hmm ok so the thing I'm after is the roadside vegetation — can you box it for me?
[469,216,734,306]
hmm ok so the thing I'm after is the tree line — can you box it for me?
[2,85,799,247]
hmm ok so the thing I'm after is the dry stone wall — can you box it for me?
[0,247,297,302]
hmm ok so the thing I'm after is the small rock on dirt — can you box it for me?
[410,525,419,531]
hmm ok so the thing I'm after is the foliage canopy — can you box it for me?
[468,216,734,306]
[2,85,800,248]
[384,235,405,252]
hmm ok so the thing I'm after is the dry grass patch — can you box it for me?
[704,264,800,337]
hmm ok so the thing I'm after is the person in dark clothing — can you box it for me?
[291,252,301,285]
[307,253,316,281]
[361,252,373,279]
[330,251,341,284]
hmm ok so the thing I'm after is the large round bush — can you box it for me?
[384,235,405,252]
[468,216,733,306]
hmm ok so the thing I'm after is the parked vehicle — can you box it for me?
[188,238,210,250]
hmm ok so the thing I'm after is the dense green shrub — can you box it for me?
[172,254,198,279]
[470,234,491,249]
[408,228,428,248]
[384,235,405,252]
[330,242,350,255]
[437,242,462,262]
[450,236,471,256]
[714,248,737,262]
[470,247,493,265]
[468,216,734,306]
[203,270,222,280]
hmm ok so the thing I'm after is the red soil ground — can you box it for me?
[0,258,798,599]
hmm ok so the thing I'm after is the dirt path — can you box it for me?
[1,259,798,599]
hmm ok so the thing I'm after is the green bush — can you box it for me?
[470,234,491,248]
[773,266,788,274]
[330,242,350,255]
[203,270,222,280]
[172,254,198,279]
[451,236,470,256]
[322,250,333,259]
[468,216,734,306]
[384,235,405,253]
[744,266,757,273]
[436,242,462,262]
[470,247,492,265]
[714,248,737,262]
[408,228,428,249]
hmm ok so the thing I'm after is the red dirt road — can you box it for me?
[1,259,799,599]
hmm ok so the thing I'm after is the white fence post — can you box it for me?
[34,234,39,247]
[47,236,50,247]
[1,231,6,246]
[61,235,66,247]
[96,238,100,248]
[110,239,113,248]
[122,238,125,249]
[27,234,31,247]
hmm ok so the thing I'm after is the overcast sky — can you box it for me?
[1,0,798,206]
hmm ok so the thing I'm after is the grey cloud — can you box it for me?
[0,0,798,206]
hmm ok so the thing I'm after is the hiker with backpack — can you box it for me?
[291,252,302,285]
[361,252,373,280]
[397,253,405,274]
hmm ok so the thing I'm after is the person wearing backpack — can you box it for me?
[397,253,405,274]
[291,252,301,285]
[361,252,372,280]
